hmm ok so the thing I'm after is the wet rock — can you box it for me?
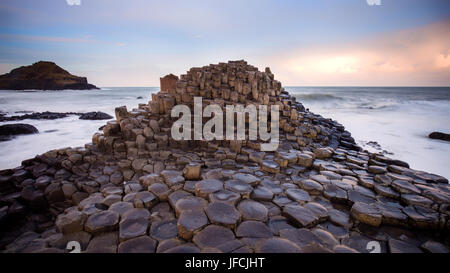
[118,235,157,253]
[150,219,178,241]
[286,188,311,204]
[79,111,113,120]
[237,200,268,221]
[251,186,274,201]
[209,190,241,205]
[205,202,241,228]
[193,225,236,248]
[428,131,450,142]
[225,179,253,197]
[282,205,318,228]
[55,210,87,234]
[236,221,272,238]
[388,238,422,253]
[85,210,120,234]
[350,202,382,227]
[195,179,223,199]
[420,240,448,253]
[0,124,38,141]
[177,210,208,240]
[85,232,118,253]
[255,238,301,253]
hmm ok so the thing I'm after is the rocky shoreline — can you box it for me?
[0,60,448,253]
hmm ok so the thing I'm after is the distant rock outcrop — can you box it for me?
[0,123,38,141]
[429,132,450,142]
[0,61,98,90]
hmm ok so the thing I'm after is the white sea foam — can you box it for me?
[289,87,450,180]
[1,86,449,180]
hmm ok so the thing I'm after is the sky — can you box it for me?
[0,0,449,87]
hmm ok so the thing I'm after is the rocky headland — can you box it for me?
[0,60,448,253]
[0,61,98,90]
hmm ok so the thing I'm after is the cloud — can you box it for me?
[265,18,450,86]
[66,0,81,6]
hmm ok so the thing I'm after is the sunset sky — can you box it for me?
[0,0,449,86]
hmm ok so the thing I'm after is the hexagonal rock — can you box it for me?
[122,208,150,222]
[350,202,382,227]
[297,153,314,168]
[183,163,201,180]
[85,211,120,234]
[177,210,209,240]
[148,183,172,201]
[237,200,268,222]
[261,160,280,174]
[391,179,421,194]
[174,196,208,217]
[55,211,87,234]
[255,238,301,253]
[118,236,157,253]
[286,188,311,204]
[328,208,351,228]
[279,228,322,249]
[251,186,274,201]
[102,194,122,207]
[314,148,333,159]
[374,184,399,199]
[323,184,348,203]
[168,190,192,208]
[193,225,236,248]
[108,201,134,218]
[205,202,241,228]
[421,241,449,253]
[150,219,178,241]
[225,179,253,197]
[161,170,185,190]
[209,190,241,205]
[133,191,157,209]
[401,194,433,208]
[304,202,328,222]
[194,179,223,199]
[139,173,163,187]
[282,205,318,228]
[376,202,408,226]
[164,244,201,253]
[119,218,149,242]
[368,165,387,174]
[388,238,422,253]
[297,179,323,195]
[85,232,118,253]
[236,221,273,238]
[232,173,260,186]
[333,244,359,253]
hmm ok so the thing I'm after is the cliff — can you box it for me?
[0,61,98,90]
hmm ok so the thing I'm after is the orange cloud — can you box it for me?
[266,18,450,86]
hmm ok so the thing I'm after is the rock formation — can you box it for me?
[0,124,38,142]
[0,60,448,253]
[0,61,98,90]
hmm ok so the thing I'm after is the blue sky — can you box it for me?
[0,0,449,86]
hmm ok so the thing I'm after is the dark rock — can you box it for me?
[118,235,157,253]
[255,238,301,253]
[428,131,450,142]
[79,112,113,120]
[0,124,38,141]
[0,61,98,90]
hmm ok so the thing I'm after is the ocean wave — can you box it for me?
[294,93,344,101]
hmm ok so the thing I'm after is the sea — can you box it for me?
[0,86,449,180]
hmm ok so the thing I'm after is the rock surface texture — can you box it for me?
[0,61,98,90]
[0,60,449,253]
